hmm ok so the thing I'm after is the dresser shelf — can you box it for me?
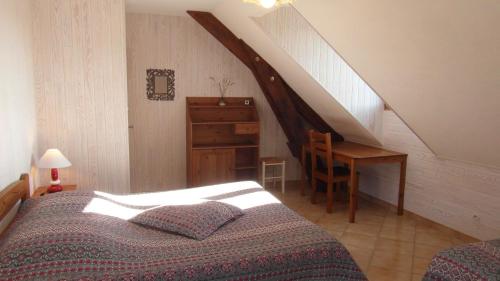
[187,97,260,187]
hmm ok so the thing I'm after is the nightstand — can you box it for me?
[33,185,77,198]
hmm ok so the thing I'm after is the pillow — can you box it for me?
[130,201,243,240]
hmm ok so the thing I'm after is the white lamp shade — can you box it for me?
[38,149,72,169]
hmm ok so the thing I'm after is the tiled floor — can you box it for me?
[267,182,478,281]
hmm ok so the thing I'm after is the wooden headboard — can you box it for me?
[0,174,30,232]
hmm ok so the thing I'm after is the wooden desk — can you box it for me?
[302,142,407,223]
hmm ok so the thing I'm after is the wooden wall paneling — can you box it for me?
[0,0,37,191]
[126,14,301,192]
[255,7,384,139]
[359,111,500,240]
[33,0,130,193]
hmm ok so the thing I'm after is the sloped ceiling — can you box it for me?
[293,0,500,168]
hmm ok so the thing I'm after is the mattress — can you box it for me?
[0,181,366,281]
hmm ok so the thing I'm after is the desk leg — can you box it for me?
[349,159,357,223]
[397,156,407,216]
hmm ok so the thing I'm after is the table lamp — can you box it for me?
[38,148,72,193]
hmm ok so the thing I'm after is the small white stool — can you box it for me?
[260,157,286,194]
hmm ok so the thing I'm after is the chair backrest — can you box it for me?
[308,130,333,181]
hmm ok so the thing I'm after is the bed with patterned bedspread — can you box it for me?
[423,239,500,281]
[0,181,367,281]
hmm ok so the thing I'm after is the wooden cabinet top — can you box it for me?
[187,97,259,124]
[33,185,77,198]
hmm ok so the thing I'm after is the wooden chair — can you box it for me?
[308,130,356,213]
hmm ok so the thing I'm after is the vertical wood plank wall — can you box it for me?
[0,0,37,191]
[359,111,500,240]
[255,7,384,140]
[33,0,130,194]
[126,14,300,193]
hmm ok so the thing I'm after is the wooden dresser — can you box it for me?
[186,97,260,187]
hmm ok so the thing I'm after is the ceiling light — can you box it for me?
[243,0,294,9]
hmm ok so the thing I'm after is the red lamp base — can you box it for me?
[47,185,63,193]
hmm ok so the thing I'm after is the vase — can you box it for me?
[218,97,226,106]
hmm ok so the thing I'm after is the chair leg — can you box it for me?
[326,183,334,213]
[311,178,317,204]
[355,174,359,210]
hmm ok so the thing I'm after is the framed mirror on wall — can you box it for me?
[146,69,175,101]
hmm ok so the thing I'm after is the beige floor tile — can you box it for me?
[316,213,350,238]
[316,220,349,233]
[354,212,386,226]
[384,215,417,230]
[415,220,455,236]
[367,266,412,281]
[345,222,382,237]
[412,273,424,281]
[415,231,453,247]
[340,232,378,250]
[344,244,373,273]
[380,225,416,242]
[370,250,413,272]
[413,257,431,275]
[269,183,475,281]
[414,243,447,260]
[324,229,344,239]
[374,238,414,256]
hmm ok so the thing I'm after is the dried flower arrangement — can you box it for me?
[209,77,235,106]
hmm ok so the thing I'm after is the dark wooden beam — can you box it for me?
[187,11,251,68]
[285,82,344,142]
[188,10,343,157]
[241,42,307,149]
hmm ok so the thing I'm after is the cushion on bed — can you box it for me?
[130,201,243,240]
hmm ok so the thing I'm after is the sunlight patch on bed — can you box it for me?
[218,191,281,210]
[93,181,266,207]
[82,198,144,220]
[83,181,281,219]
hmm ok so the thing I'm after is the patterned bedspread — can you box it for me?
[423,239,500,281]
[0,181,366,281]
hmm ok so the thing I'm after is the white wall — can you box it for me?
[126,13,301,193]
[0,0,37,191]
[294,0,500,168]
[33,0,131,194]
[359,111,500,240]
[256,7,384,140]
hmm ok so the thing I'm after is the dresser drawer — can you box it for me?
[234,123,259,135]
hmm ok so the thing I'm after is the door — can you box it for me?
[191,149,235,187]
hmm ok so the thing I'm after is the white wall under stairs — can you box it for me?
[255,7,384,141]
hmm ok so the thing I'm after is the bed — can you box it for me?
[0,175,367,281]
[423,239,500,281]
